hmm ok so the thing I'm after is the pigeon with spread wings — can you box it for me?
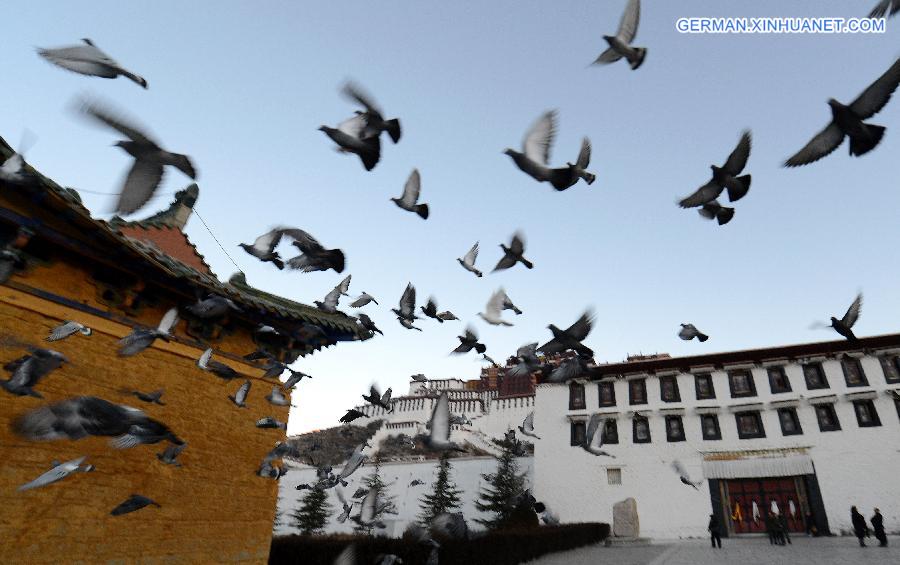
[38,39,147,88]
[592,0,647,70]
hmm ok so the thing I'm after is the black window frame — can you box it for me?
[628,379,648,405]
[802,362,829,390]
[694,373,716,400]
[814,404,841,432]
[700,414,722,440]
[735,410,765,439]
[841,357,868,388]
[853,399,882,428]
[569,382,586,410]
[777,407,803,436]
[665,415,686,442]
[880,356,900,384]
[598,381,616,407]
[728,370,757,398]
[632,417,651,443]
[570,421,586,446]
[659,375,681,403]
[602,419,619,444]
[767,366,792,394]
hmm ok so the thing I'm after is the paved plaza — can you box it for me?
[528,535,900,565]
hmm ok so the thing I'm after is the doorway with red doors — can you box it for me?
[724,476,808,535]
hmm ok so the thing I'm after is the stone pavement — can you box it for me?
[526,535,900,565]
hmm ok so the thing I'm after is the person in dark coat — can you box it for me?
[765,511,778,545]
[778,513,792,545]
[871,508,887,547]
[851,506,869,547]
[805,511,819,537]
[708,514,722,548]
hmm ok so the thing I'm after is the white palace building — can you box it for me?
[534,333,900,539]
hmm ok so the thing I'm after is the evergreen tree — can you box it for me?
[353,457,398,535]
[418,451,463,525]
[474,437,527,529]
[292,487,332,535]
[273,494,284,534]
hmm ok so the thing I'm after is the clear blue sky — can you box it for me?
[2,1,898,434]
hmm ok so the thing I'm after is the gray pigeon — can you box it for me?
[391,169,429,219]
[452,326,486,355]
[583,414,615,457]
[266,386,290,406]
[337,443,368,482]
[592,0,647,70]
[17,456,94,491]
[12,395,183,448]
[239,228,285,269]
[420,296,443,322]
[457,242,483,277]
[197,348,239,380]
[357,313,383,336]
[156,442,186,467]
[539,309,595,358]
[316,276,351,313]
[229,380,251,407]
[503,111,558,184]
[118,307,179,357]
[38,39,147,87]
[548,137,597,191]
[320,114,381,171]
[46,321,92,342]
[119,388,165,405]
[830,293,863,341]
[186,295,241,319]
[350,292,378,308]
[493,232,533,272]
[281,228,346,273]
[436,310,458,321]
[421,392,465,452]
[363,385,393,412]
[678,131,752,208]
[341,409,366,424]
[0,133,36,185]
[1,348,68,398]
[501,291,523,315]
[679,323,709,342]
[342,82,401,143]
[409,479,425,487]
[697,200,734,225]
[411,374,428,382]
[0,245,26,284]
[392,283,422,331]
[79,99,196,215]
[785,55,900,166]
[282,368,313,389]
[518,412,541,440]
[336,487,355,523]
[549,355,590,382]
[507,343,542,378]
[256,417,287,431]
[870,0,900,18]
[478,288,514,326]
[111,494,160,516]
[672,459,702,489]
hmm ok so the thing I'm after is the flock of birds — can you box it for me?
[1,1,897,562]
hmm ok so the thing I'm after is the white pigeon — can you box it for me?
[46,321,92,342]
[592,0,647,70]
[315,279,347,313]
[422,392,464,452]
[18,456,94,491]
[478,288,514,326]
[37,39,148,88]
[518,411,541,440]
[457,242,482,277]
[229,380,251,408]
[118,307,179,356]
[336,487,354,523]
[391,169,429,220]
[350,292,378,308]
[583,414,615,457]
[0,131,37,184]
[266,386,290,406]
[672,459,702,489]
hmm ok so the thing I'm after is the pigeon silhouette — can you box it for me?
[38,39,147,88]
[391,169,429,219]
[678,323,709,342]
[239,228,285,269]
[592,0,647,70]
[679,131,752,208]
[281,228,346,273]
[457,242,483,277]
[830,293,862,340]
[342,82,401,143]
[493,232,533,272]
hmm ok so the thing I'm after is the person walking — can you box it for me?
[765,511,777,545]
[708,514,722,549]
[778,512,792,545]
[851,506,869,547]
[871,508,887,547]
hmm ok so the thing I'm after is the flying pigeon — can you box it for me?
[12,395,183,448]
[256,417,287,431]
[501,291,523,315]
[119,388,165,405]
[504,111,591,189]
[320,115,381,171]
[118,307,179,356]
[79,99,196,215]
[391,169,430,220]
[0,133,36,185]
[336,487,355,523]
[110,494,160,516]
[337,443,368,482]
[17,456,94,491]
[186,295,241,319]
[46,321,92,342]
[355,487,387,529]
[583,414,615,457]
[0,245,26,284]
[518,411,541,439]
[38,39,147,88]
[539,309,595,358]
[257,460,288,479]
[678,130,752,208]
[420,297,444,322]
[507,343,542,378]
[350,292,378,308]
[411,374,428,382]
[697,200,734,225]
[437,311,458,321]
[409,479,425,487]
[678,323,709,342]
[392,283,422,331]
[197,348,239,380]
[282,368,312,389]
[342,82,401,143]
[785,55,900,166]
[1,348,68,398]
[592,0,647,70]
[549,355,591,382]
[421,391,465,452]
[316,276,351,313]
[672,459,702,489]
[229,380,251,407]
[457,242,483,277]
[493,232,533,272]
[830,293,863,340]
[279,228,346,273]
[357,313,383,336]
[351,487,368,499]
[482,354,499,367]
[548,137,597,190]
[452,326,487,355]
[341,409,366,424]
[239,228,285,269]
[156,443,186,467]
[363,385,393,412]
[869,0,900,18]
[266,386,290,406]
[478,288,514,326]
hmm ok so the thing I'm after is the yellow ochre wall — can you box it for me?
[0,258,290,563]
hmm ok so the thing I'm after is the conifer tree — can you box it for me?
[418,451,463,525]
[292,487,332,535]
[474,437,527,529]
[353,457,398,535]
